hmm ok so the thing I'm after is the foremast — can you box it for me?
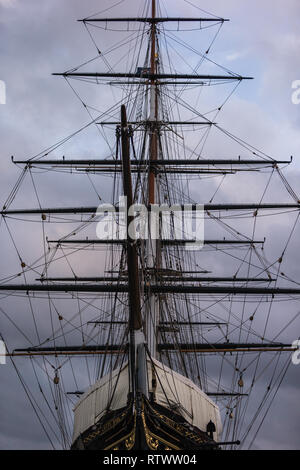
[146,0,159,358]
[120,0,159,404]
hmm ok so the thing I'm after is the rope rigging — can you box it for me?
[0,0,299,450]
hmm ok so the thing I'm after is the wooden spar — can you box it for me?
[120,104,148,401]
[46,239,266,246]
[45,240,265,246]
[78,17,230,24]
[3,284,300,294]
[52,72,253,81]
[13,158,292,166]
[2,203,300,216]
[9,344,297,357]
[120,104,142,331]
[37,277,274,283]
[6,349,297,357]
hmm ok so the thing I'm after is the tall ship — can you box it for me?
[1,0,299,450]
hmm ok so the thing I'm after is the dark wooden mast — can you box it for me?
[120,104,148,401]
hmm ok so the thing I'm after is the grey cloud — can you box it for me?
[0,0,300,450]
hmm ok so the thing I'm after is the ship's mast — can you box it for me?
[149,0,158,186]
[146,0,159,358]
[120,105,148,401]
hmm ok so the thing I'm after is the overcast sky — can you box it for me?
[0,0,300,450]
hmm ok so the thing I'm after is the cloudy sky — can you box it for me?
[0,0,300,450]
